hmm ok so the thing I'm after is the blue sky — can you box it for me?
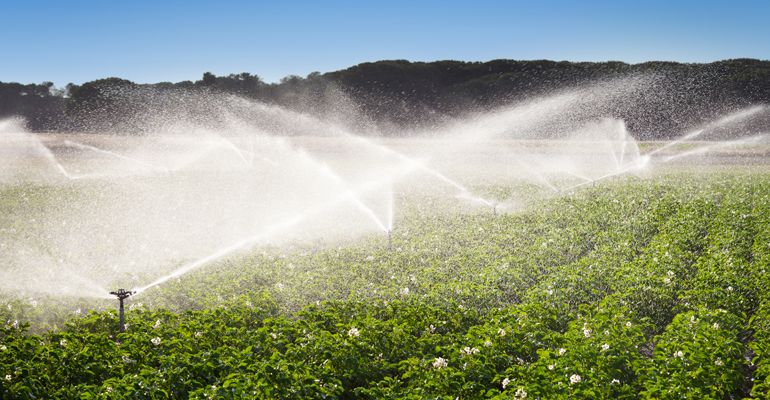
[2,0,768,87]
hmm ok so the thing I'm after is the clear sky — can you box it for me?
[2,0,768,87]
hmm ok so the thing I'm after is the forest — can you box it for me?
[1,58,769,139]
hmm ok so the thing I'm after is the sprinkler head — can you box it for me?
[109,288,135,301]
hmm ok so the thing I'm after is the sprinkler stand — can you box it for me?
[109,289,135,333]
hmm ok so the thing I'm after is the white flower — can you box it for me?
[548,364,554,370]
[514,387,527,399]
[663,277,671,284]
[483,340,492,347]
[498,328,506,337]
[153,320,162,329]
[674,350,684,358]
[715,357,723,366]
[11,320,19,329]
[690,315,697,324]
[245,301,252,307]
[60,339,67,346]
[582,327,591,338]
[123,323,130,331]
[517,357,525,365]
[558,348,566,356]
[432,357,447,369]
[602,343,610,351]
[502,377,510,389]
[74,308,81,315]
[611,378,620,385]
[460,346,479,356]
[667,270,674,277]
[570,374,581,384]
[713,322,720,329]
[604,330,610,335]
[400,287,409,296]
[727,286,733,291]
[458,304,465,310]
[195,332,203,338]
[426,324,436,333]
[546,289,553,295]
[151,337,161,346]
[275,283,285,291]
[348,327,360,337]
[0,345,6,350]
[5,374,10,381]
[31,301,38,308]
[625,321,632,328]
[105,387,113,393]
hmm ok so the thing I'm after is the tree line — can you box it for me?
[1,58,769,139]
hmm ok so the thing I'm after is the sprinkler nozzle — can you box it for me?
[109,288,135,300]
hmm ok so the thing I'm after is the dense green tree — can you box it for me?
[64,77,137,132]
[0,81,66,132]
[1,59,769,136]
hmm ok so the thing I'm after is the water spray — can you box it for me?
[109,289,135,333]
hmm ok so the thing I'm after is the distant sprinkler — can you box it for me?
[387,229,393,252]
[109,289,135,334]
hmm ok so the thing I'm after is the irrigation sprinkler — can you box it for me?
[109,289,135,333]
[388,229,393,252]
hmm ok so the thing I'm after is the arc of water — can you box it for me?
[212,137,281,166]
[22,134,73,179]
[296,152,392,233]
[391,155,495,206]
[514,158,560,193]
[213,137,252,166]
[64,140,168,173]
[131,174,401,296]
[563,169,594,183]
[645,105,767,159]
[132,213,306,295]
[644,129,706,158]
[385,181,394,231]
[560,155,650,192]
[660,134,768,164]
[618,136,628,172]
[324,133,498,208]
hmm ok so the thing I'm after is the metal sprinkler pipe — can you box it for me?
[388,229,393,252]
[109,289,135,333]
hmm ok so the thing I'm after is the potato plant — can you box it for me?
[2,172,770,398]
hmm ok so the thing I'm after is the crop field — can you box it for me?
[2,154,770,399]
